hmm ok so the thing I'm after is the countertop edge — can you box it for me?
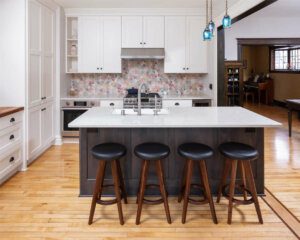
[0,107,24,118]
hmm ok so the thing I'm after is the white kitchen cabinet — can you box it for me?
[164,16,207,74]
[0,111,23,185]
[164,17,186,73]
[78,16,121,73]
[28,1,55,107]
[27,0,56,163]
[100,100,123,108]
[122,16,164,48]
[163,100,193,108]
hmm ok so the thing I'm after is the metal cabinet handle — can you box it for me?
[109,103,115,106]
[10,117,15,123]
[41,108,46,111]
[41,97,46,100]
[9,157,15,163]
[175,102,180,106]
[9,135,15,140]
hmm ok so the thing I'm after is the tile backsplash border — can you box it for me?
[68,60,210,98]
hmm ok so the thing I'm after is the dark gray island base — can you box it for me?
[79,127,264,196]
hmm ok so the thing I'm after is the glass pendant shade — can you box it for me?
[208,20,215,34]
[222,14,231,28]
[203,26,212,41]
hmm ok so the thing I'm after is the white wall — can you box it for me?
[0,0,26,106]
[225,1,300,60]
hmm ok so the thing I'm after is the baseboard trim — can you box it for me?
[54,136,63,145]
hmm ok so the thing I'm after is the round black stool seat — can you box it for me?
[91,143,126,161]
[134,142,170,160]
[219,142,258,160]
[178,143,213,160]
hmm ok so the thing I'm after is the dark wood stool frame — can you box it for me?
[89,159,128,225]
[136,159,171,225]
[216,158,263,224]
[178,159,218,224]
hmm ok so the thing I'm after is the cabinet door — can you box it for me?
[41,102,54,146]
[122,16,143,48]
[164,17,186,73]
[143,16,164,48]
[102,17,121,73]
[28,0,42,108]
[186,16,208,73]
[78,17,100,73]
[42,6,55,102]
[28,105,42,158]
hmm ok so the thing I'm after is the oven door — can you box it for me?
[62,108,88,137]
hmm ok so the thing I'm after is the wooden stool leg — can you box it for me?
[116,160,128,204]
[243,161,263,224]
[182,159,193,224]
[136,160,149,225]
[199,160,218,224]
[156,160,172,224]
[178,160,187,203]
[239,161,247,201]
[216,159,231,203]
[88,160,106,225]
[111,160,124,225]
[228,160,237,224]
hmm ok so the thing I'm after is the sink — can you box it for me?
[112,108,169,115]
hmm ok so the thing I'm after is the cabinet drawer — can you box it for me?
[163,100,192,108]
[100,100,123,108]
[0,112,23,131]
[0,146,21,176]
[0,124,22,153]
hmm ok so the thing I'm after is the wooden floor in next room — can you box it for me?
[0,103,299,239]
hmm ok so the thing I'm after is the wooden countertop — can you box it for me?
[0,107,24,118]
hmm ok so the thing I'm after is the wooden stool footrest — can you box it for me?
[222,184,254,205]
[96,198,118,205]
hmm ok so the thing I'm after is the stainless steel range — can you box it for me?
[61,100,100,137]
[123,93,162,109]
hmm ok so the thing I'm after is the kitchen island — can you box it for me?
[69,107,280,196]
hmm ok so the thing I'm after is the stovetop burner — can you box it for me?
[125,93,161,98]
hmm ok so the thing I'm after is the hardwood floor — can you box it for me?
[0,103,300,239]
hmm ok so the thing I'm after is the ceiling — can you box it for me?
[255,0,300,18]
[54,0,241,16]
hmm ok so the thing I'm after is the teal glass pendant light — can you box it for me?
[208,0,215,35]
[222,0,232,28]
[203,0,212,41]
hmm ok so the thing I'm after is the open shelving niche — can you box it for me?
[66,17,78,73]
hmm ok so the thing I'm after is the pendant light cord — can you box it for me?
[226,0,228,15]
[210,0,213,21]
[206,0,208,25]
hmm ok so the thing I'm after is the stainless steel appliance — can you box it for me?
[61,100,99,137]
[123,92,162,109]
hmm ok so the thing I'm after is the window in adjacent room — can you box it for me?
[270,46,300,72]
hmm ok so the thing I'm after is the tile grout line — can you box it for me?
[262,187,300,239]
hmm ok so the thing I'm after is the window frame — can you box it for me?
[269,47,300,74]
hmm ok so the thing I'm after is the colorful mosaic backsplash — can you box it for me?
[69,60,209,97]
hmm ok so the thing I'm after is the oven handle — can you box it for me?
[61,108,91,110]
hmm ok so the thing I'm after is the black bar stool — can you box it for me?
[217,142,263,224]
[134,142,171,225]
[178,143,218,224]
[88,143,128,225]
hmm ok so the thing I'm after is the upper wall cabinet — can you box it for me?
[165,16,207,74]
[122,16,164,48]
[78,16,121,73]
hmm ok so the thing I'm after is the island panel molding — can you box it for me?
[79,127,264,196]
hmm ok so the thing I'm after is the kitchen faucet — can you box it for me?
[136,83,149,116]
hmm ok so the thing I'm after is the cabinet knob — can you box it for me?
[186,67,189,70]
[100,67,103,70]
[143,42,146,45]
[9,157,15,163]
[140,42,143,45]
[175,102,180,106]
[183,68,186,70]
[97,67,100,70]
[109,103,115,106]
[9,135,15,140]
[10,117,15,123]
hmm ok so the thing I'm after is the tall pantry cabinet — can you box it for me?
[27,0,56,163]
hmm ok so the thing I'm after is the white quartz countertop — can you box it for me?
[69,107,281,128]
